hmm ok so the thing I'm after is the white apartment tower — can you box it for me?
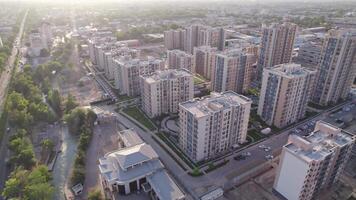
[193,46,217,80]
[212,49,257,94]
[179,91,252,162]
[274,121,355,200]
[140,69,194,118]
[114,56,165,97]
[257,23,297,79]
[258,63,316,128]
[167,50,194,73]
[164,29,186,50]
[164,25,225,53]
[312,29,356,106]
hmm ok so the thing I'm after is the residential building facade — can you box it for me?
[167,49,194,73]
[193,46,217,80]
[274,121,355,200]
[179,91,251,162]
[114,56,165,97]
[258,63,316,128]
[257,23,297,79]
[140,69,194,118]
[212,49,257,94]
[312,29,356,106]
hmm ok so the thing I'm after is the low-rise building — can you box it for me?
[99,130,185,200]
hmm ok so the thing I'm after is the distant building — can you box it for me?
[164,25,225,53]
[140,69,194,118]
[113,56,165,97]
[179,91,251,162]
[167,49,194,73]
[164,29,186,50]
[193,46,217,80]
[88,36,117,65]
[312,29,356,106]
[99,129,185,200]
[258,63,316,128]
[212,48,257,94]
[274,121,355,200]
[40,22,53,49]
[257,23,297,79]
[29,32,46,57]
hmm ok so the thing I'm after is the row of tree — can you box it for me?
[2,128,54,199]
[64,108,97,185]
[2,59,68,199]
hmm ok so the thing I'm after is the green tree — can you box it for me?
[64,93,78,114]
[2,168,28,198]
[88,188,103,200]
[64,108,86,134]
[2,165,54,200]
[47,89,61,115]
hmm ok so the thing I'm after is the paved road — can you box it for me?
[97,101,353,199]
[0,9,28,196]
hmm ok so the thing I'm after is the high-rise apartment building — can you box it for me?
[274,121,355,200]
[193,46,217,79]
[179,91,251,162]
[140,69,194,118]
[258,63,315,128]
[295,41,322,69]
[257,23,297,79]
[164,29,186,50]
[164,25,225,53]
[114,56,165,97]
[212,49,257,94]
[167,49,194,73]
[312,29,356,106]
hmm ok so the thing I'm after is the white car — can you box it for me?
[265,155,274,160]
[258,145,266,149]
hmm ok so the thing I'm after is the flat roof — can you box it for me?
[285,121,355,162]
[141,69,192,84]
[180,91,251,118]
[147,169,185,200]
[119,129,143,147]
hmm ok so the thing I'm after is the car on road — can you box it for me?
[234,154,246,161]
[258,145,266,149]
[265,155,274,160]
[242,152,251,157]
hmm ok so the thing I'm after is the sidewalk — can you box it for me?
[119,110,193,171]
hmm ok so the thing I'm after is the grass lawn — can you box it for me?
[247,129,264,141]
[122,106,156,131]
[118,94,134,102]
[194,76,205,84]
[157,132,197,169]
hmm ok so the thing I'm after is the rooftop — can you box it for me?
[118,129,143,147]
[141,69,192,84]
[147,169,185,200]
[285,121,355,162]
[180,91,251,118]
[266,63,315,78]
[99,143,162,183]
